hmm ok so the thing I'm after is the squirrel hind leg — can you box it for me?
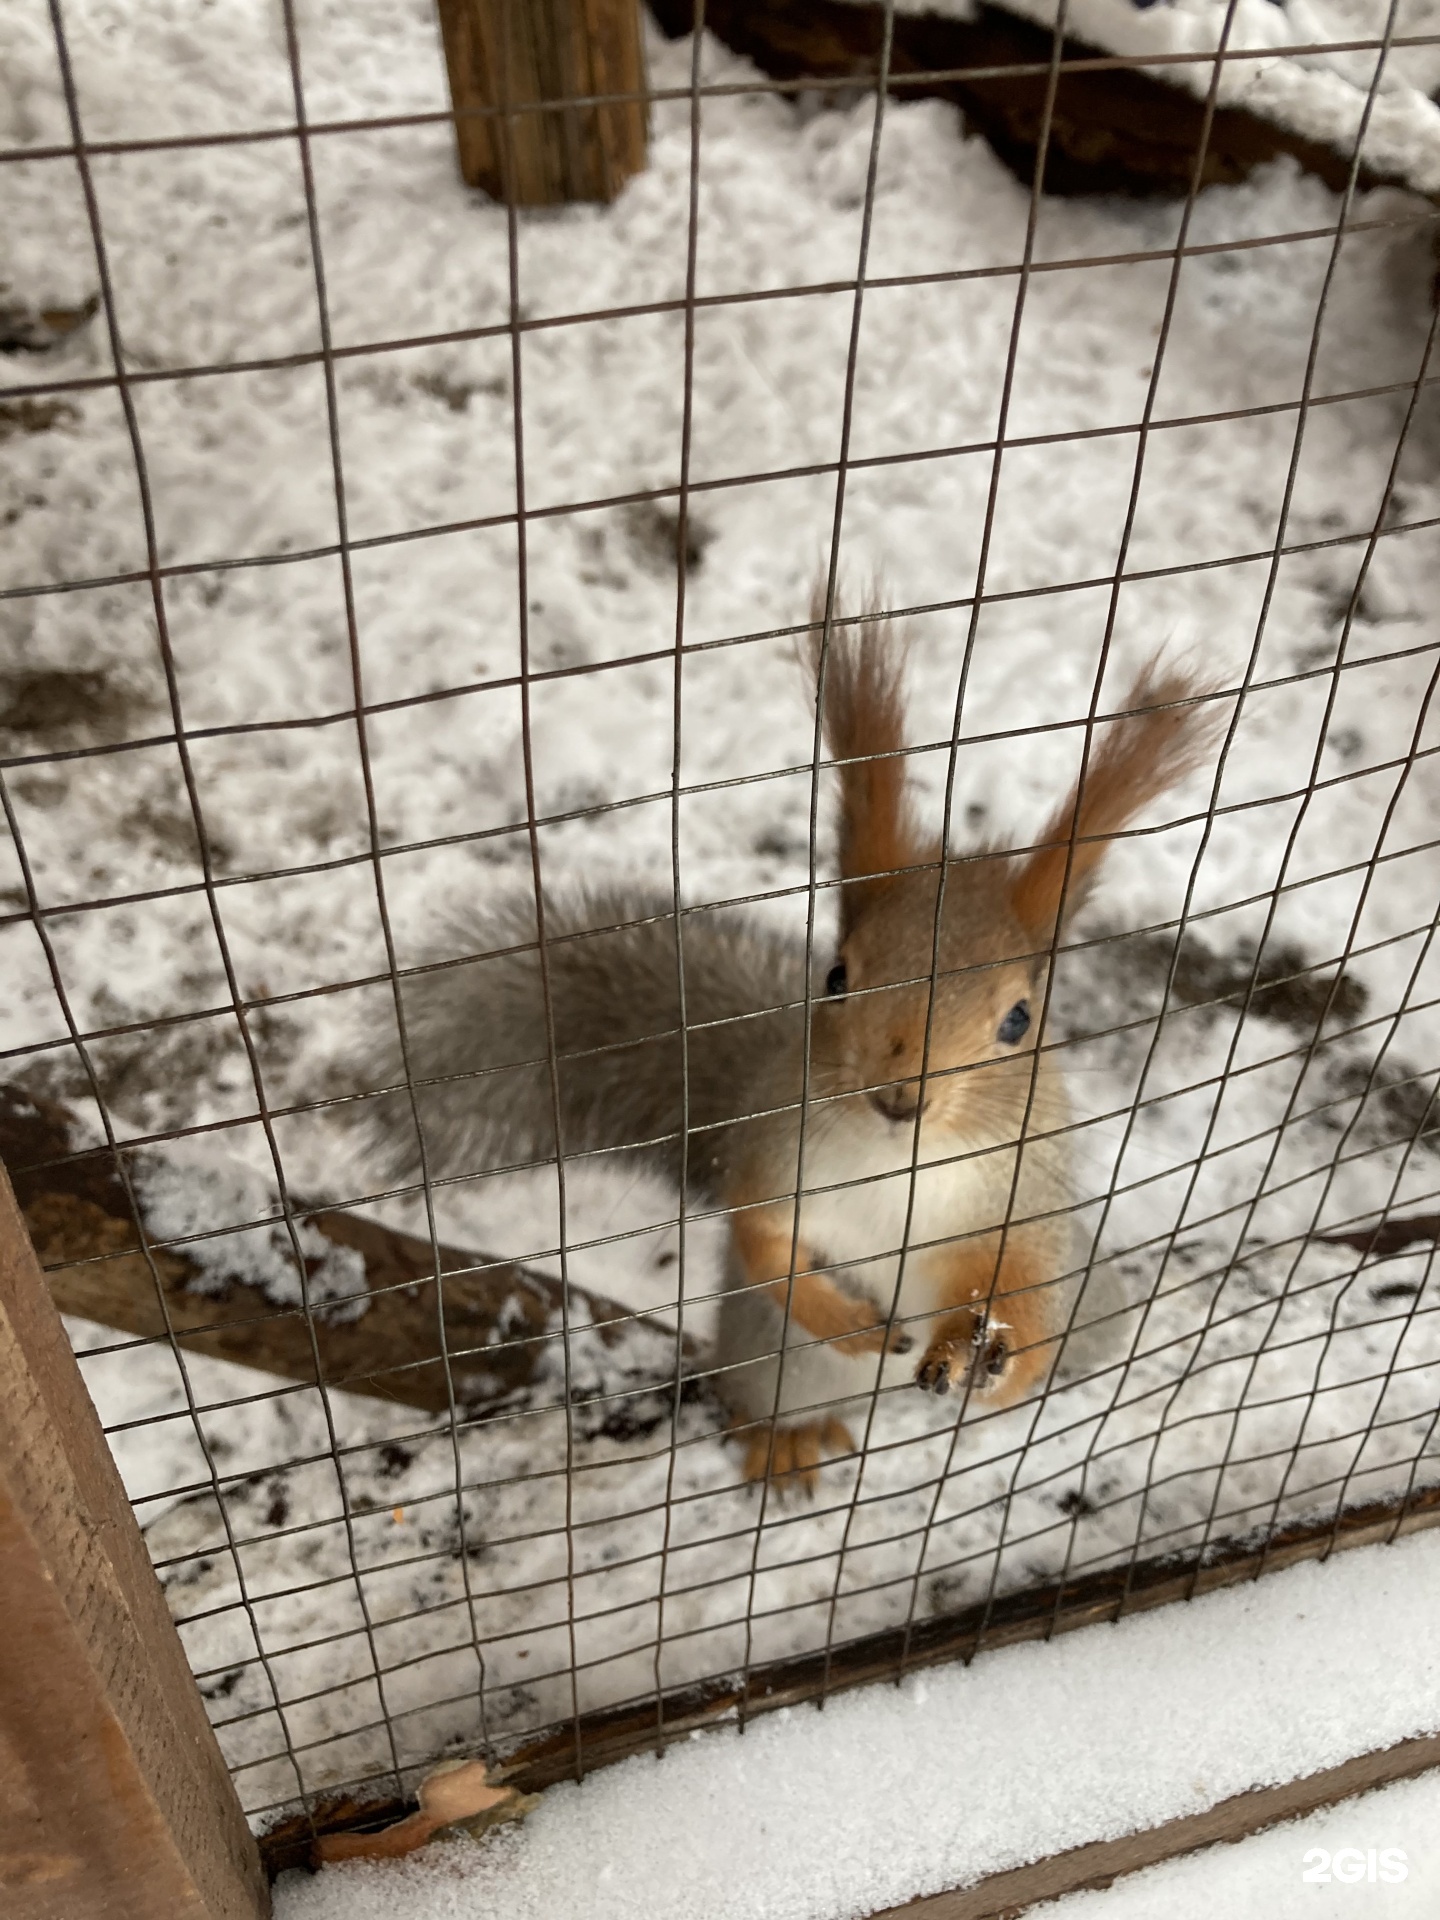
[732,1415,855,1497]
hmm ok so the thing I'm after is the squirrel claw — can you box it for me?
[736,1416,854,1496]
[915,1316,1010,1397]
[914,1351,953,1395]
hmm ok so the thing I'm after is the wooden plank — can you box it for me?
[0,1164,270,1920]
[0,1083,688,1417]
[871,1735,1440,1917]
[437,0,648,203]
[647,0,1420,200]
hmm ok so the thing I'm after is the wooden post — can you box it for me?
[0,1166,270,1920]
[436,0,648,204]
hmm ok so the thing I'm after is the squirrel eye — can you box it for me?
[825,961,848,997]
[997,999,1030,1045]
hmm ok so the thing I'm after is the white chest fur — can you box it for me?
[795,1102,1025,1317]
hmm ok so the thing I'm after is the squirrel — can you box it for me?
[360,605,1217,1492]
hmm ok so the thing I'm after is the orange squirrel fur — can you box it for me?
[364,607,1218,1491]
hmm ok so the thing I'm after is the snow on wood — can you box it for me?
[653,0,1440,198]
[0,1083,691,1418]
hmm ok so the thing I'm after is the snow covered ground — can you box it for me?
[6,0,1440,1832]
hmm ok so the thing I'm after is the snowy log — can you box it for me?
[0,1085,689,1419]
[649,0,1440,199]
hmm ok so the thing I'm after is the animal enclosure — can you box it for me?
[6,0,1440,1885]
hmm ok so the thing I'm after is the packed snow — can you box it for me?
[5,0,1440,1832]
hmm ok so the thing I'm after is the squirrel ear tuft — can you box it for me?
[1009,658,1221,938]
[811,588,925,936]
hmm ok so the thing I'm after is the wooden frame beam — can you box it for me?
[0,1165,269,1920]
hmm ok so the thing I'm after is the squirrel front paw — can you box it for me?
[914,1311,1009,1396]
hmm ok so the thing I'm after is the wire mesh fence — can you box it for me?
[4,0,1440,1852]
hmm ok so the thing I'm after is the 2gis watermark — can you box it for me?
[1301,1847,1409,1885]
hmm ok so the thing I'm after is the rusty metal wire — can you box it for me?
[4,0,1440,1840]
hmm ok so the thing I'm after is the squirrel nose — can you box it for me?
[871,1081,926,1123]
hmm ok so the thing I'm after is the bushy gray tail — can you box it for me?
[359,886,805,1199]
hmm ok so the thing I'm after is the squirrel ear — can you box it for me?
[811,590,925,937]
[1010,658,1219,938]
